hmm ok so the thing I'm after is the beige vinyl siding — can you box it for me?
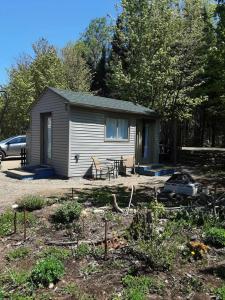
[68,107,136,177]
[29,90,69,177]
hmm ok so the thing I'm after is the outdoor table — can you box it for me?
[106,158,127,177]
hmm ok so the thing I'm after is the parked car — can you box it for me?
[0,135,26,159]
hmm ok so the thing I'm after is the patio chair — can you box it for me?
[91,156,115,181]
[121,155,136,175]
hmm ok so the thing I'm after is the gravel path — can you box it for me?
[0,159,168,211]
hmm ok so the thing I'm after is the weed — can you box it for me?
[52,202,82,225]
[205,227,225,247]
[0,209,36,237]
[74,243,91,259]
[17,195,45,211]
[6,247,30,261]
[180,275,204,295]
[80,262,100,277]
[2,268,30,287]
[40,246,71,261]
[0,288,4,300]
[215,285,225,300]
[30,257,64,286]
[63,283,96,300]
[122,275,165,299]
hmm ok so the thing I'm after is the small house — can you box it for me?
[28,87,160,178]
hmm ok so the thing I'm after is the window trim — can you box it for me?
[104,116,130,142]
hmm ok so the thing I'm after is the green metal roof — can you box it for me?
[48,87,157,117]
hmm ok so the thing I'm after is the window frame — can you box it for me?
[104,116,130,142]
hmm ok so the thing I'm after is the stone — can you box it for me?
[49,283,54,289]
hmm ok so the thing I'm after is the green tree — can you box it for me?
[1,38,65,138]
[62,41,92,92]
[107,0,210,162]
[82,17,113,94]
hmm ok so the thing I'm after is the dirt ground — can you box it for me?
[0,159,168,212]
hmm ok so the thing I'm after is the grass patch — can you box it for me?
[121,275,164,299]
[205,227,225,247]
[63,283,95,300]
[0,209,36,237]
[6,247,30,261]
[40,246,71,261]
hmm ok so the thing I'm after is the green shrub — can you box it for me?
[205,227,225,247]
[0,210,36,237]
[52,202,82,224]
[74,243,91,259]
[216,285,225,300]
[6,247,30,261]
[122,275,164,299]
[17,195,45,211]
[40,246,71,261]
[30,257,64,286]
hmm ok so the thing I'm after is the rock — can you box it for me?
[191,293,211,300]
[84,201,92,207]
[190,235,198,241]
[49,283,54,289]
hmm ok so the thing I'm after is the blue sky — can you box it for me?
[0,0,117,85]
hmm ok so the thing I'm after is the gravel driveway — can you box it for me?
[0,159,168,212]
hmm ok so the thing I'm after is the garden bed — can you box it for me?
[0,187,225,299]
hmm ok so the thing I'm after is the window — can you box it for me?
[105,118,129,141]
[9,137,26,144]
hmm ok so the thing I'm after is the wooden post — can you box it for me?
[23,210,27,241]
[104,218,108,260]
[72,188,74,199]
[14,211,17,234]
[82,217,85,235]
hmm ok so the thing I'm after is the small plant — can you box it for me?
[149,200,165,221]
[4,268,30,286]
[0,288,4,300]
[17,195,45,211]
[205,227,225,247]
[216,285,225,300]
[30,257,64,286]
[80,262,100,277]
[122,275,164,299]
[0,210,36,237]
[187,241,209,260]
[40,246,71,261]
[180,275,204,295]
[6,247,30,261]
[52,202,82,224]
[63,283,95,299]
[74,243,91,259]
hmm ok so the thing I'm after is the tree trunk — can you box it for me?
[172,118,178,165]
[211,123,216,147]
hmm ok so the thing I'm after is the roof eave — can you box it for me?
[68,102,158,118]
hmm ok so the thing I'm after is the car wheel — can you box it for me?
[0,150,5,160]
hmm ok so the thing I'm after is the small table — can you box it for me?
[106,158,127,177]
